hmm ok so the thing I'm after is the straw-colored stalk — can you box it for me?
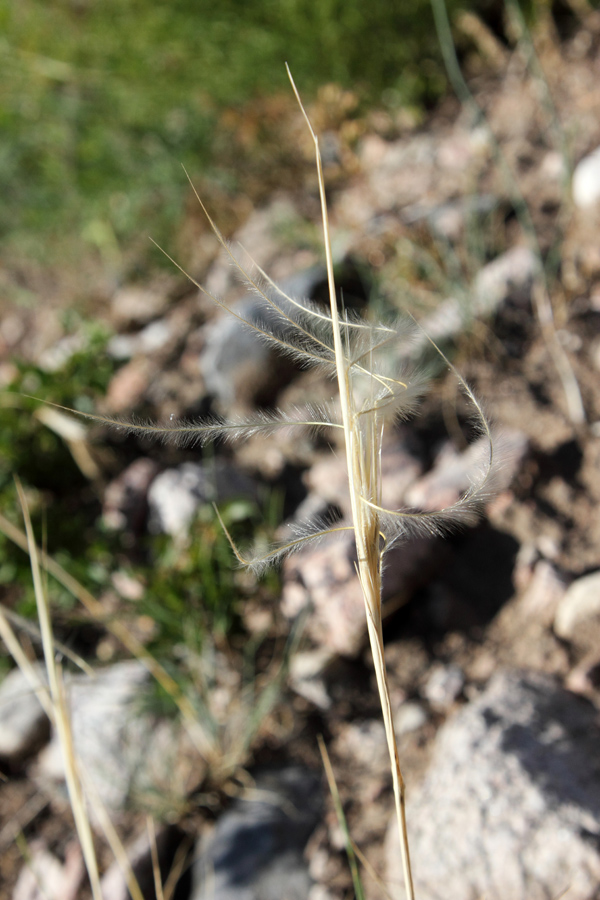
[288,71,415,899]
[13,478,104,900]
[29,68,496,899]
[3,481,149,900]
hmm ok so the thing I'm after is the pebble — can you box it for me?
[422,663,464,710]
[394,701,428,736]
[282,532,444,656]
[147,460,257,536]
[110,284,170,328]
[200,266,327,413]
[553,569,600,652]
[12,839,83,900]
[189,766,322,900]
[572,146,600,209]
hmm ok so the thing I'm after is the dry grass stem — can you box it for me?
[14,477,104,900]
[22,68,499,900]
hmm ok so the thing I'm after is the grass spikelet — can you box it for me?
[31,67,499,900]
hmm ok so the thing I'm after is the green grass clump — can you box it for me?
[2,0,471,274]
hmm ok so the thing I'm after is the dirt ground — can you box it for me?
[2,8,600,899]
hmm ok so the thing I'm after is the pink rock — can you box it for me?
[405,429,528,512]
[305,435,423,519]
[282,531,443,656]
[105,358,151,412]
[13,840,83,900]
[102,458,160,532]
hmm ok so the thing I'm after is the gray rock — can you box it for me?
[386,669,600,900]
[422,663,464,710]
[200,267,326,412]
[554,569,600,653]
[35,661,198,815]
[411,247,540,353]
[147,460,257,536]
[0,664,49,764]
[190,766,322,900]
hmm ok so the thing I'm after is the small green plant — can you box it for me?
[38,69,496,897]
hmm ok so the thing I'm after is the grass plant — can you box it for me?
[32,69,497,897]
[431,0,585,425]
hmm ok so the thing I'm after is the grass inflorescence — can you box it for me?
[28,68,498,898]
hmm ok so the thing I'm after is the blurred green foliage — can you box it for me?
[0,323,117,617]
[0,329,273,663]
[1,0,465,268]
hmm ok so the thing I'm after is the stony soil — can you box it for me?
[2,9,600,900]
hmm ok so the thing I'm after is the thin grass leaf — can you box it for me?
[14,477,104,900]
[214,504,354,575]
[318,735,366,900]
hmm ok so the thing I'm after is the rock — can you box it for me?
[404,429,528,512]
[335,719,389,770]
[472,246,540,316]
[386,669,600,900]
[516,559,568,627]
[100,825,186,900]
[37,333,87,372]
[289,649,336,710]
[110,284,171,328]
[107,318,175,360]
[190,766,322,900]
[281,531,366,656]
[103,457,160,532]
[35,661,200,815]
[13,839,83,900]
[554,570,600,653]
[401,195,498,242]
[566,655,600,699]
[105,358,151,412]
[200,266,327,412]
[304,434,423,521]
[422,663,464,710]
[573,147,600,209]
[363,134,437,212]
[394,702,428,736]
[147,460,257,536]
[0,665,50,765]
[282,531,444,656]
[413,247,540,351]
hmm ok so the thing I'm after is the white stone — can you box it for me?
[554,569,600,650]
[395,701,428,736]
[572,147,600,208]
[0,664,49,763]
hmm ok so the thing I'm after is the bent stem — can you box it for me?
[287,66,415,900]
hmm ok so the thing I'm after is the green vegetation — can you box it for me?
[1,0,468,272]
[0,331,269,665]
